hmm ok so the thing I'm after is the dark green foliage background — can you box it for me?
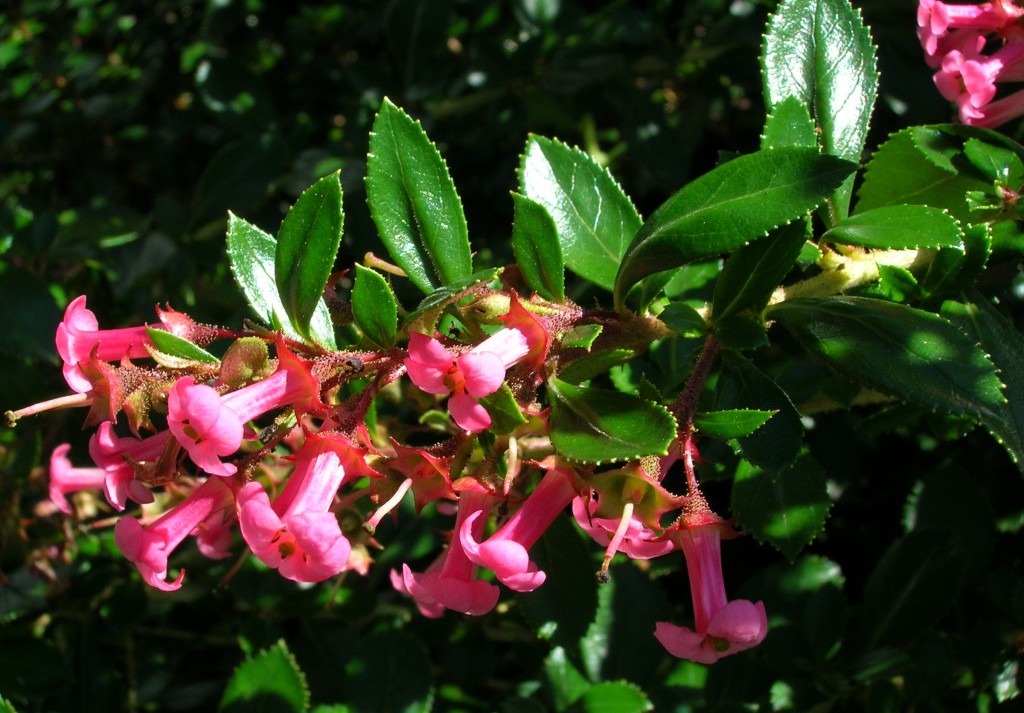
[2,1,1022,711]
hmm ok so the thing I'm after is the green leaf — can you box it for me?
[519,135,642,292]
[822,205,964,251]
[769,296,1005,421]
[226,213,336,348]
[694,409,776,439]
[921,222,991,298]
[732,451,831,561]
[557,348,640,385]
[145,327,220,365]
[565,682,652,713]
[658,302,706,337]
[477,383,528,434]
[864,531,963,647]
[761,96,818,150]
[715,353,805,473]
[856,127,990,220]
[219,639,309,713]
[0,694,17,713]
[712,220,808,322]
[942,294,1024,472]
[511,192,565,301]
[366,98,472,294]
[351,264,397,349]
[613,148,857,310]
[762,0,878,218]
[543,647,592,711]
[547,378,677,464]
[276,172,343,342]
[963,137,1024,183]
[401,267,502,333]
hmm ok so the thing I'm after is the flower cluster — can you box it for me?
[919,0,1024,126]
[21,288,768,665]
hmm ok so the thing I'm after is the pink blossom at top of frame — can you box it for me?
[918,0,1024,62]
[935,40,1024,110]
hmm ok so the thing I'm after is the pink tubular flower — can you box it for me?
[935,41,1024,113]
[237,441,351,583]
[114,476,237,591]
[89,423,167,510]
[572,495,676,561]
[48,444,107,515]
[404,327,530,433]
[654,523,768,664]
[167,340,324,476]
[459,468,577,592]
[960,84,1024,126]
[918,0,1024,64]
[391,488,500,617]
[55,296,193,393]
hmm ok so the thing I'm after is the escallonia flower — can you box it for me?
[114,475,238,591]
[404,326,530,433]
[48,443,107,515]
[459,467,577,592]
[166,338,325,476]
[392,487,501,617]
[917,0,1024,66]
[654,513,768,664]
[89,423,169,511]
[237,435,353,583]
[56,295,196,393]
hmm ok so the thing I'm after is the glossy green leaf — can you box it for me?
[963,137,1024,183]
[477,383,528,434]
[769,296,1004,420]
[864,531,963,647]
[547,378,676,464]
[276,172,343,342]
[761,95,818,150]
[713,314,769,352]
[511,192,565,301]
[351,264,397,349]
[366,98,472,294]
[694,409,776,440]
[565,681,652,713]
[519,135,642,292]
[921,222,991,298]
[712,220,808,322]
[556,348,639,386]
[226,213,336,348]
[401,267,502,333]
[942,295,1024,472]
[219,639,309,713]
[856,128,990,220]
[762,0,878,218]
[732,451,831,561]
[715,353,804,473]
[658,302,706,337]
[822,205,964,251]
[145,327,219,365]
[613,148,856,310]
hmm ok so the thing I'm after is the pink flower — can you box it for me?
[166,339,324,476]
[459,468,576,592]
[237,441,351,583]
[55,296,193,393]
[918,0,1024,65]
[167,379,245,476]
[405,327,530,432]
[961,85,1024,125]
[89,423,167,510]
[48,444,107,515]
[935,41,1024,113]
[391,488,500,617]
[114,476,237,591]
[654,523,768,664]
[572,495,676,561]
